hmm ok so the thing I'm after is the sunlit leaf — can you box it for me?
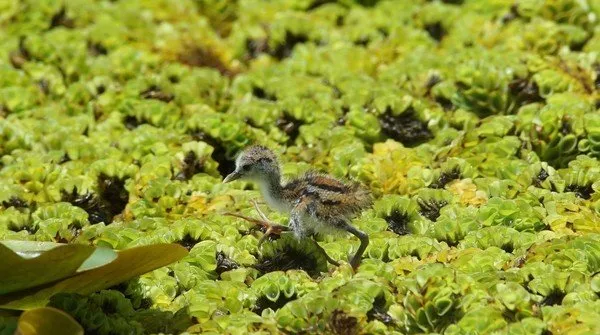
[0,242,97,295]
[0,244,188,310]
[15,307,83,335]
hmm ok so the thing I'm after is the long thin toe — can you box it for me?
[271,224,290,234]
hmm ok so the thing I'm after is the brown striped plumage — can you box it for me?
[223,145,372,269]
[282,171,373,222]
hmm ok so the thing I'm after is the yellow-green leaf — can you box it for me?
[15,307,83,335]
[0,243,188,310]
[0,242,97,295]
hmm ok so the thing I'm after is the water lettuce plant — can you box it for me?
[1,0,600,334]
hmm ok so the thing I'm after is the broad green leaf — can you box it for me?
[0,243,188,310]
[0,242,97,295]
[15,307,83,335]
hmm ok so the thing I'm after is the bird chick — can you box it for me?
[223,145,372,269]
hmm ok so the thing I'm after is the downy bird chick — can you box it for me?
[223,145,372,269]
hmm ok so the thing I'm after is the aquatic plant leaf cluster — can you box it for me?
[1,0,600,333]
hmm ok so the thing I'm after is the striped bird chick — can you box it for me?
[223,145,372,269]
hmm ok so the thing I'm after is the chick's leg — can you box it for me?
[291,198,340,266]
[289,207,309,240]
[335,220,369,270]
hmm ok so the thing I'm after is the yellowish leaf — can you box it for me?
[0,243,188,310]
[0,242,96,295]
[15,307,83,335]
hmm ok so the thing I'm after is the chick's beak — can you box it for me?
[223,171,241,183]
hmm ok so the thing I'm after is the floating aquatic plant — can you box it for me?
[1,0,600,333]
[253,233,329,278]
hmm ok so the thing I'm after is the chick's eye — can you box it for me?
[241,165,250,171]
